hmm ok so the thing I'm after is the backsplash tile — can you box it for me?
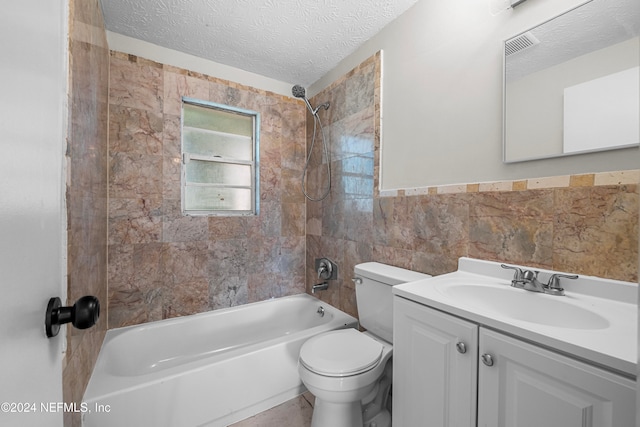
[553,184,638,279]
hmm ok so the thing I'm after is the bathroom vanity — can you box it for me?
[392,257,636,427]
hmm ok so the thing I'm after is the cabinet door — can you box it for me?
[393,297,478,427]
[478,328,636,427]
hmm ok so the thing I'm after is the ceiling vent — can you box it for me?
[505,31,540,56]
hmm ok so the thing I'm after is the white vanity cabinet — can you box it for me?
[393,296,636,427]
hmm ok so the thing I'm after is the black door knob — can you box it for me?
[45,296,100,338]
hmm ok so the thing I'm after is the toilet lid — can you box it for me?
[299,329,384,377]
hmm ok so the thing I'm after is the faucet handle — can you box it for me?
[501,264,524,284]
[545,273,578,296]
[522,269,539,282]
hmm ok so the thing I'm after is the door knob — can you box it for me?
[45,296,100,338]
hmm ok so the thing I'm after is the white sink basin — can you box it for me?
[438,283,609,330]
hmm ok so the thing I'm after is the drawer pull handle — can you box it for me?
[456,342,467,354]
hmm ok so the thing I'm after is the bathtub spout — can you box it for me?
[312,282,329,294]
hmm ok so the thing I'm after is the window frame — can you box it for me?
[181,97,260,216]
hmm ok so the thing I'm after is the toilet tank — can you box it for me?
[354,262,430,343]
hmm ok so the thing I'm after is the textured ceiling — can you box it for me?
[100,0,420,87]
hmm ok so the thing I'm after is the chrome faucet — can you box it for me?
[501,264,578,296]
[521,269,545,293]
[312,258,337,294]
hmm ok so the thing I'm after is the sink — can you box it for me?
[436,283,610,330]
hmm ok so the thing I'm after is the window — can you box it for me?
[181,98,259,215]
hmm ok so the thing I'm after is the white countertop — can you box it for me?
[393,257,637,377]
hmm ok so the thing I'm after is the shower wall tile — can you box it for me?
[108,198,163,244]
[107,244,134,285]
[282,167,306,203]
[326,80,348,125]
[162,199,209,243]
[209,238,249,278]
[331,106,375,162]
[209,216,248,239]
[306,51,637,318]
[164,278,210,319]
[345,61,375,116]
[132,243,165,288]
[64,0,109,424]
[163,71,209,115]
[108,286,163,327]
[109,52,163,112]
[282,202,306,237]
[210,276,249,310]
[109,152,164,199]
[109,105,163,155]
[108,52,307,328]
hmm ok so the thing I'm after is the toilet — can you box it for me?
[298,262,430,427]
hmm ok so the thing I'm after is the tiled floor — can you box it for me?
[229,392,315,427]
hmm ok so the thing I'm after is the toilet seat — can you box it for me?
[299,329,384,377]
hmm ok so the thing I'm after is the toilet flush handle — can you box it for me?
[352,277,362,285]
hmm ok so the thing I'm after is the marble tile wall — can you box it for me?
[305,53,380,317]
[63,0,109,425]
[306,52,638,319]
[107,53,307,328]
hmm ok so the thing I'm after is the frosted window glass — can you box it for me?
[186,160,251,186]
[183,103,253,136]
[185,187,252,211]
[183,128,252,161]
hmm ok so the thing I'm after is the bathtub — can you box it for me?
[82,293,357,427]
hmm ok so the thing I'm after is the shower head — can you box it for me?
[292,84,306,99]
[291,84,330,116]
[292,84,315,115]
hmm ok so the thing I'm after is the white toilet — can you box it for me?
[298,262,430,427]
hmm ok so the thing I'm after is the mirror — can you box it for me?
[503,0,639,163]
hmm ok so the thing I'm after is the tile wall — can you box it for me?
[107,53,307,328]
[63,0,109,425]
[306,52,638,318]
[305,53,380,317]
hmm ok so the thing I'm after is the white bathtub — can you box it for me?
[83,293,357,427]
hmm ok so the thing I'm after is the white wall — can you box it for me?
[311,0,640,189]
[0,1,68,425]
